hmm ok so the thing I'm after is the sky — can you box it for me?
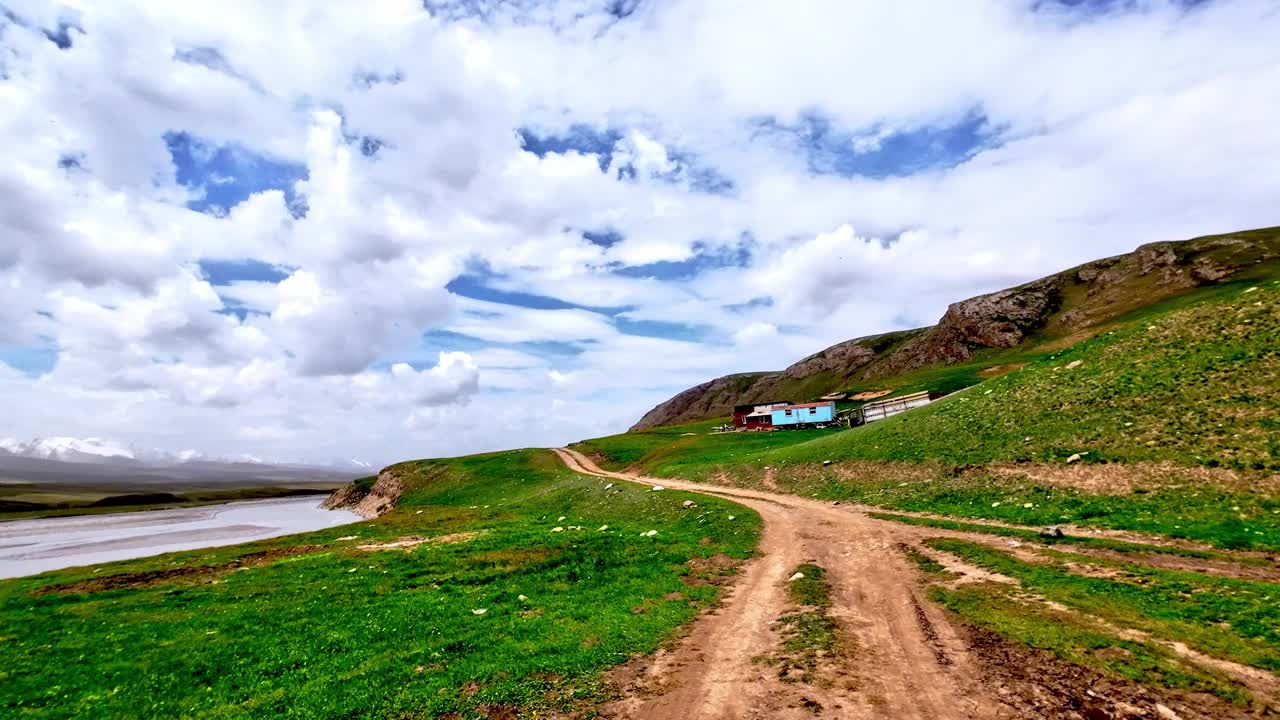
[1,0,1278,468]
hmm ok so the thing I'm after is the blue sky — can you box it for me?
[166,132,308,216]
[1,0,1277,465]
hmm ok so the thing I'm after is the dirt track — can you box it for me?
[556,448,1009,719]
[555,448,1280,720]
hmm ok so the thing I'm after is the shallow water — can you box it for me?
[0,497,362,579]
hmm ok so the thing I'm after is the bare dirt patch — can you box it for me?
[355,531,483,551]
[850,389,893,401]
[985,461,1280,496]
[959,621,1262,720]
[1063,547,1280,583]
[34,544,325,594]
[977,363,1029,378]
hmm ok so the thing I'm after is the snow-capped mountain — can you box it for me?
[0,436,137,463]
[0,436,373,471]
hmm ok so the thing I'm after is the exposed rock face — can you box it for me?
[630,373,772,432]
[780,340,878,379]
[323,468,404,518]
[881,279,1062,373]
[629,227,1280,431]
[320,483,364,510]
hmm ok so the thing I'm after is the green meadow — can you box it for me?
[0,450,760,719]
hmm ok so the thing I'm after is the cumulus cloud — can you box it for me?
[1,0,1277,465]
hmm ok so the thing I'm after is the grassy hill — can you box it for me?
[574,278,1280,551]
[631,226,1280,430]
[0,450,759,719]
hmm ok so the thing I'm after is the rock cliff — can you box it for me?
[322,468,404,518]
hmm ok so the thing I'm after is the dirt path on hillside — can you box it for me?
[555,448,1280,720]
[556,448,1009,720]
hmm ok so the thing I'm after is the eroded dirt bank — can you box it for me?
[554,448,1276,720]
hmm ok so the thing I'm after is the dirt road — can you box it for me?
[555,448,1280,720]
[555,448,1009,720]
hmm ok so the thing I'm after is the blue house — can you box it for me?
[770,401,836,428]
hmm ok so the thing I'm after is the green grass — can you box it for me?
[839,348,1049,404]
[777,280,1280,469]
[0,449,761,719]
[926,538,1280,674]
[869,512,1242,560]
[763,564,840,685]
[570,421,841,481]
[785,564,829,607]
[770,469,1280,552]
[929,585,1249,703]
[897,544,950,576]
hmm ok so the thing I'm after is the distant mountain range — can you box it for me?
[0,436,372,472]
[0,436,367,496]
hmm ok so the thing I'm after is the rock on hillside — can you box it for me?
[323,468,404,518]
[630,227,1280,431]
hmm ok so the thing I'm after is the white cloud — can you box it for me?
[1,0,1277,465]
[733,322,778,347]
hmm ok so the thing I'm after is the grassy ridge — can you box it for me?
[777,280,1280,468]
[0,450,760,719]
[574,281,1280,551]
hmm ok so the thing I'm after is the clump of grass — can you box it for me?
[786,564,829,606]
[896,542,950,576]
[763,564,842,685]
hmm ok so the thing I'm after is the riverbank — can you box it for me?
[0,496,362,579]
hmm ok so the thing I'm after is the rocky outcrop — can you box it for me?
[323,468,404,518]
[630,227,1280,431]
[630,373,772,431]
[879,279,1062,374]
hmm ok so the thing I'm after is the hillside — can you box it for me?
[575,276,1280,549]
[631,226,1280,430]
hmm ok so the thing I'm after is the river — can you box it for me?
[0,497,363,579]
